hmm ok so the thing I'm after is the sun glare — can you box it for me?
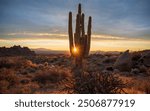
[73,47,78,54]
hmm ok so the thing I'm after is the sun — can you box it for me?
[73,47,78,54]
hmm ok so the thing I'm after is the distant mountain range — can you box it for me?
[31,48,121,55]
[32,48,150,55]
[31,48,69,54]
[1,46,149,56]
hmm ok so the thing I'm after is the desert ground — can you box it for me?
[0,46,150,94]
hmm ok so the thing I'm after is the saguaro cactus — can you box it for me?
[68,3,92,67]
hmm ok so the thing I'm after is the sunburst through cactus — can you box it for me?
[68,3,92,68]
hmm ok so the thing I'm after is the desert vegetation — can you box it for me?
[0,49,150,94]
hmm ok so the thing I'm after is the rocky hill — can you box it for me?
[0,45,36,56]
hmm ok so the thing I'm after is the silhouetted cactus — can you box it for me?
[68,3,92,67]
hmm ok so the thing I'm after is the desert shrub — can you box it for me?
[102,56,117,64]
[33,67,71,84]
[6,82,40,94]
[63,72,126,94]
[20,87,32,93]
[0,68,19,93]
[0,68,19,86]
[0,57,37,70]
[13,86,32,94]
[125,76,150,94]
[17,83,40,94]
[143,83,150,94]
[0,80,9,93]
[0,58,15,68]
[134,77,150,94]
[23,60,37,68]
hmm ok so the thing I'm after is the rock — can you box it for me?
[102,70,110,74]
[146,68,150,76]
[114,50,132,71]
[131,52,142,61]
[139,65,147,73]
[114,69,120,73]
[121,71,130,76]
[102,56,109,63]
[131,52,142,67]
[50,65,55,68]
[20,79,30,84]
[38,64,44,69]
[131,68,140,74]
[44,62,49,67]
[0,45,36,57]
[105,66,114,71]
[141,52,150,67]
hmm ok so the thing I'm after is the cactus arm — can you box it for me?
[78,3,81,14]
[81,13,85,38]
[68,12,74,56]
[86,16,92,56]
[84,34,88,57]
[87,16,92,37]
[75,14,80,46]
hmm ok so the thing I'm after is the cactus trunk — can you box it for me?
[68,3,92,68]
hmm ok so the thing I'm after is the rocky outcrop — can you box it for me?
[140,52,150,67]
[114,50,132,71]
[0,45,36,56]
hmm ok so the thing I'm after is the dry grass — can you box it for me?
[0,56,72,93]
[0,68,19,93]
[33,67,71,84]
[0,55,150,94]
[132,77,150,94]
[0,58,15,68]
[0,57,37,70]
[117,75,150,94]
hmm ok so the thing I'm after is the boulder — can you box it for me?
[131,68,140,75]
[20,79,30,84]
[113,69,120,73]
[105,66,114,71]
[114,50,132,71]
[146,68,150,76]
[141,52,150,67]
[103,56,118,64]
[139,65,147,73]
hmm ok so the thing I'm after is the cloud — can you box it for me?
[0,32,149,42]
[1,36,150,51]
[0,0,150,51]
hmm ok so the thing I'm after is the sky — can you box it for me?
[0,0,150,51]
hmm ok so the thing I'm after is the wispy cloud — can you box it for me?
[6,32,67,37]
[0,32,149,41]
[0,0,150,39]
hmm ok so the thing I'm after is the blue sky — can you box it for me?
[0,0,150,51]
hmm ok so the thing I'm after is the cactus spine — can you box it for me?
[68,3,92,67]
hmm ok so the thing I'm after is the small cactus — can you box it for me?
[68,3,92,67]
